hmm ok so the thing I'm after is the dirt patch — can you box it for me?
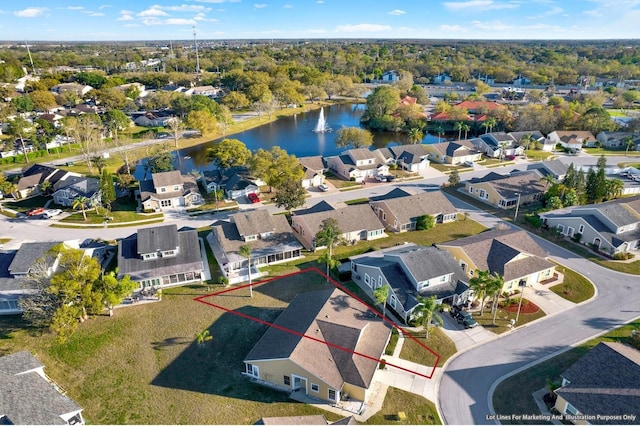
[503,299,540,314]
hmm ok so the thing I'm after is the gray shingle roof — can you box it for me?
[470,170,546,199]
[137,224,179,254]
[372,190,457,224]
[244,288,391,390]
[369,188,413,202]
[232,210,276,237]
[8,242,58,276]
[556,342,640,424]
[389,144,428,164]
[118,226,203,281]
[298,156,326,172]
[0,351,83,425]
[151,170,183,188]
[294,204,385,235]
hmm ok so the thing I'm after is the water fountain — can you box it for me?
[313,107,331,133]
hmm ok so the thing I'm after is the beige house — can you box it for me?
[424,140,483,165]
[291,203,386,250]
[554,342,640,424]
[325,148,390,182]
[547,131,596,151]
[437,227,556,293]
[243,288,391,405]
[464,170,546,209]
[138,170,202,211]
[299,156,327,189]
[370,189,457,232]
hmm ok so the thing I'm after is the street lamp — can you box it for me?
[515,279,527,323]
[513,192,521,222]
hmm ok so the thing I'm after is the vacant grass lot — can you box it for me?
[399,327,457,367]
[0,269,444,424]
[364,387,441,425]
[492,321,640,425]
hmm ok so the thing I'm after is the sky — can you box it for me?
[0,0,640,41]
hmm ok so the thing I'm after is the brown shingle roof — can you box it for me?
[294,204,385,235]
[151,170,183,189]
[232,210,276,238]
[244,288,391,390]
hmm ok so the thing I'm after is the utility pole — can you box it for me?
[193,26,200,74]
[514,193,521,222]
[25,40,36,75]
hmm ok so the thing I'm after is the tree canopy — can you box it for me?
[207,138,251,169]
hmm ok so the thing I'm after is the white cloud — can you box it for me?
[99,5,113,10]
[471,19,514,31]
[161,5,209,12]
[440,24,467,32]
[443,0,519,11]
[83,11,105,16]
[117,10,134,20]
[254,3,267,8]
[194,13,219,22]
[335,23,392,32]
[142,17,196,25]
[138,7,169,17]
[67,6,84,10]
[317,0,324,3]
[14,7,48,18]
[284,4,293,8]
[388,9,406,15]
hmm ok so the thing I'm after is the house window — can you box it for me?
[468,186,473,193]
[328,389,337,401]
[160,187,166,193]
[364,273,371,287]
[567,227,574,237]
[378,276,383,288]
[420,280,430,289]
[578,224,584,234]
[284,376,291,386]
[311,383,319,392]
[469,270,474,276]
[389,295,397,309]
[557,224,565,233]
[173,185,180,191]
[161,199,172,207]
[246,364,259,378]
[382,212,386,221]
[565,403,578,416]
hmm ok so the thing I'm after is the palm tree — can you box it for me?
[489,273,504,325]
[605,178,624,200]
[435,125,445,143]
[195,329,213,347]
[39,180,52,196]
[408,127,424,144]
[315,218,344,282]
[482,117,497,134]
[461,123,471,140]
[72,196,89,221]
[239,245,253,297]
[469,270,492,314]
[498,141,509,162]
[454,122,464,140]
[373,283,390,320]
[541,174,557,189]
[519,133,534,159]
[624,136,635,156]
[412,295,442,338]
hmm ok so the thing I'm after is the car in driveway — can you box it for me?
[43,209,62,219]
[26,207,46,217]
[318,184,329,192]
[456,310,479,329]
[247,192,260,203]
[463,160,474,167]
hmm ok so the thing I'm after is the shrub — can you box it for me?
[525,213,543,228]
[571,232,582,243]
[613,252,634,260]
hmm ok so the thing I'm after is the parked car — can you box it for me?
[505,155,516,161]
[247,193,260,203]
[43,209,62,219]
[463,160,474,167]
[375,174,395,182]
[318,184,329,192]
[26,207,46,216]
[455,310,479,329]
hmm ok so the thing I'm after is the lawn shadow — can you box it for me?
[151,305,292,404]
[255,270,334,304]
[151,336,191,351]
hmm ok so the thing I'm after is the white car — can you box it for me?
[318,184,329,192]
[43,209,62,219]
[463,160,474,167]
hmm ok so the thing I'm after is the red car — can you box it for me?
[247,193,260,203]
[26,207,46,216]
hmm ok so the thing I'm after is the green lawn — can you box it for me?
[549,262,595,303]
[344,197,370,205]
[523,150,554,160]
[473,300,547,334]
[399,327,457,367]
[323,171,361,189]
[60,209,163,224]
[492,321,640,425]
[364,387,441,425]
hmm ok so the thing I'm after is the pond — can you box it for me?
[138,103,441,178]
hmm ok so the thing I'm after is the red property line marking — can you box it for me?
[194,267,440,379]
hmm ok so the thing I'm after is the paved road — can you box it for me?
[437,209,640,425]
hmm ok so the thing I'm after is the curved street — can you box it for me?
[437,230,640,425]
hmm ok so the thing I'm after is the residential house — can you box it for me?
[540,196,640,254]
[527,159,570,181]
[132,112,173,127]
[0,242,59,315]
[138,170,203,211]
[0,351,84,425]
[473,132,524,158]
[464,170,546,209]
[200,167,262,200]
[115,82,147,98]
[52,176,102,208]
[431,73,451,84]
[437,227,557,294]
[13,164,80,199]
[117,224,204,290]
[547,131,596,151]
[454,101,503,115]
[291,204,386,250]
[243,288,391,405]
[596,131,640,150]
[554,342,640,424]
[508,131,547,150]
[389,145,430,172]
[50,82,93,97]
[512,75,531,86]
[370,189,457,232]
[381,70,400,82]
[349,244,471,323]
[208,210,303,284]
[185,85,222,97]
[423,140,483,165]
[298,156,326,189]
[325,148,389,182]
